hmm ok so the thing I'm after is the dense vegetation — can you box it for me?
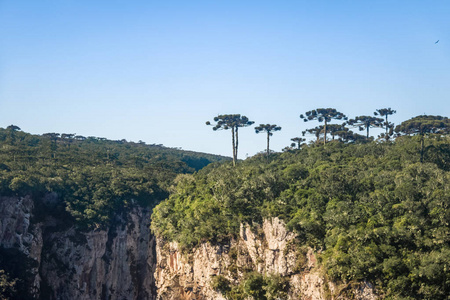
[211,273,289,300]
[1,112,449,299]
[0,127,229,299]
[0,127,228,229]
[152,134,450,299]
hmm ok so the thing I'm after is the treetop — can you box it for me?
[206,114,254,131]
[255,124,282,136]
[300,108,347,123]
[347,115,384,127]
[395,115,450,135]
[375,107,396,117]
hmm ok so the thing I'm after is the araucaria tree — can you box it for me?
[255,124,281,158]
[302,126,324,143]
[395,115,450,162]
[6,125,21,145]
[375,108,396,140]
[327,123,349,141]
[206,114,254,166]
[347,115,384,139]
[300,108,347,145]
[291,137,306,149]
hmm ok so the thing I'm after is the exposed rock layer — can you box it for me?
[0,194,156,300]
[155,218,378,300]
[0,195,377,299]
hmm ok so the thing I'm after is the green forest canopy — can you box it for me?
[0,127,229,229]
[2,113,450,299]
[152,131,450,299]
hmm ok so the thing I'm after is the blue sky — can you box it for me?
[1,1,449,158]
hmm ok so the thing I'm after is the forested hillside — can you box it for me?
[0,127,228,229]
[152,134,450,299]
[1,118,450,299]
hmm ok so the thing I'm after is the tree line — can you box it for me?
[207,108,450,165]
[152,126,450,299]
[0,126,232,299]
[0,127,229,229]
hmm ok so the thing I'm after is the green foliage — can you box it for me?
[395,115,450,162]
[206,114,254,166]
[347,115,384,138]
[0,127,228,229]
[301,124,365,144]
[0,270,17,300]
[241,272,266,299]
[374,107,396,140]
[300,108,348,144]
[395,115,450,136]
[152,136,450,299]
[302,125,325,143]
[255,124,282,158]
[212,273,289,300]
[151,162,286,250]
[262,273,290,299]
[290,137,306,149]
[254,124,282,136]
[210,275,232,294]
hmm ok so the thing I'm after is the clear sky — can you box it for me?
[1,1,449,158]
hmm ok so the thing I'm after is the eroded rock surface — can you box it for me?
[0,195,377,300]
[0,195,156,300]
[155,218,378,300]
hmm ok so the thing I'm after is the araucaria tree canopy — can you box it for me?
[395,115,450,162]
[300,108,347,145]
[255,124,281,159]
[206,114,254,166]
[347,115,384,139]
[375,107,396,140]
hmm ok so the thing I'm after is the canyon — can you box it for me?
[0,194,377,299]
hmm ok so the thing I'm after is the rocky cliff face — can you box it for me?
[0,195,377,299]
[0,194,156,300]
[155,218,378,300]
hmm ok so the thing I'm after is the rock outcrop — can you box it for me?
[155,218,378,300]
[0,195,377,299]
[0,194,156,300]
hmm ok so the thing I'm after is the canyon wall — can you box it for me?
[0,194,156,300]
[0,194,377,299]
[155,218,378,300]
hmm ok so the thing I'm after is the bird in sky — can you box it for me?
[435,40,439,44]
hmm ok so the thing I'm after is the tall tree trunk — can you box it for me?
[235,127,239,166]
[420,135,424,163]
[385,116,388,135]
[366,126,370,139]
[266,132,270,159]
[231,126,236,166]
[385,115,389,141]
[324,121,327,145]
